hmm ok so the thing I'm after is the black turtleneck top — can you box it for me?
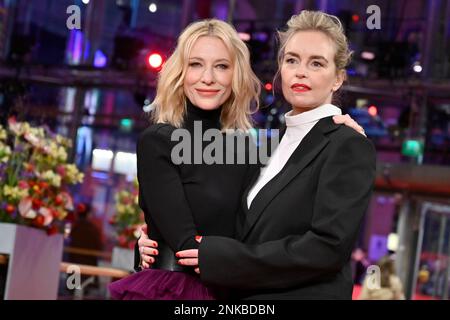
[136,101,256,253]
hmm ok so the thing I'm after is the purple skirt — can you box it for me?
[108,269,217,300]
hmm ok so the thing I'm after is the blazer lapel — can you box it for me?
[239,125,287,215]
[239,116,340,241]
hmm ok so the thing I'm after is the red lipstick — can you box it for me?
[291,84,311,92]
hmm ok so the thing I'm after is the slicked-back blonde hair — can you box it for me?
[152,19,261,130]
[275,10,352,88]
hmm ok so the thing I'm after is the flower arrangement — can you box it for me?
[0,117,84,235]
[109,178,144,249]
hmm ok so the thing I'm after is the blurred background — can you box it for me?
[0,0,450,300]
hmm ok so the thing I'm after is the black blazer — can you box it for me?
[198,116,376,299]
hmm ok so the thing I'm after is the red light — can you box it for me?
[147,53,163,69]
[368,105,378,117]
[264,82,273,91]
[352,14,360,23]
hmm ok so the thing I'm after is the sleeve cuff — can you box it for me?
[180,237,200,250]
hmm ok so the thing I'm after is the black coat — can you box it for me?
[198,116,376,300]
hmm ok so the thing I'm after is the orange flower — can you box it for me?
[33,215,45,227]
[55,195,63,205]
[32,198,42,210]
[25,163,35,172]
[5,204,15,215]
[39,181,49,189]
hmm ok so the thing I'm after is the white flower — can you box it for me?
[0,143,11,163]
[60,192,74,211]
[64,164,84,184]
[53,175,62,187]
[41,170,62,187]
[29,127,45,139]
[57,146,68,162]
[8,119,30,136]
[3,185,29,200]
[56,134,72,147]
[42,140,68,163]
[0,126,7,140]
[24,132,43,148]
[39,207,54,226]
[116,204,126,214]
[18,197,37,219]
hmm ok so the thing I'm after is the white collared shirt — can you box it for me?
[247,104,342,209]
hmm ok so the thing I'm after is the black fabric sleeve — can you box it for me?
[137,126,199,252]
[199,134,376,289]
[133,239,141,272]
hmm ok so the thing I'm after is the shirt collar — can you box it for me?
[284,103,342,127]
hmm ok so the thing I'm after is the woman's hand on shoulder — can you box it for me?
[333,114,366,137]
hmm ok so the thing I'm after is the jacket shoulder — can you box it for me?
[330,125,375,150]
[139,123,177,142]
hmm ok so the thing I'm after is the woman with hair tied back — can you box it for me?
[111,15,366,300]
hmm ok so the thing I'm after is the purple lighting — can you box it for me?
[73,30,83,64]
[94,50,107,68]
[253,31,269,42]
[66,30,81,64]
[214,3,228,21]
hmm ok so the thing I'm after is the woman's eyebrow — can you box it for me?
[214,58,231,63]
[284,52,329,63]
[284,51,300,59]
[189,57,231,63]
[309,55,329,63]
[189,57,204,61]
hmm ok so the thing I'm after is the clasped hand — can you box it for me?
[138,224,202,274]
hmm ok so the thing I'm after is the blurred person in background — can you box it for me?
[68,202,103,295]
[352,247,370,285]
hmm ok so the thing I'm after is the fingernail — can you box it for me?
[153,250,157,255]
[153,242,158,248]
[175,252,180,257]
[195,235,202,242]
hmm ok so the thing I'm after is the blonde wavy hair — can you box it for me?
[152,19,261,130]
[275,10,353,88]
